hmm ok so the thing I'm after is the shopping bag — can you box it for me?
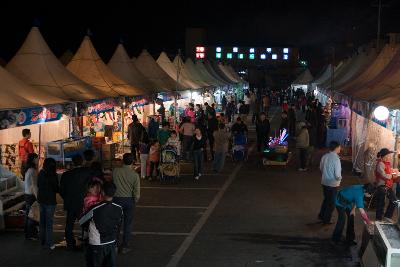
[28,201,40,222]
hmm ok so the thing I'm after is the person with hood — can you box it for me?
[374,148,399,222]
[255,112,270,152]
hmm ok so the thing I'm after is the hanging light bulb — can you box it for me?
[374,106,389,121]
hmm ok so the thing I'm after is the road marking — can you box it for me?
[6,228,190,236]
[141,186,220,190]
[166,144,255,267]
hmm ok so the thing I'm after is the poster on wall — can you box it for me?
[0,103,75,130]
[128,96,150,107]
[78,98,117,116]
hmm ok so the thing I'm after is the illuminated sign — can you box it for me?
[196,53,205,59]
[238,53,244,59]
[216,47,222,52]
[227,53,233,59]
[272,54,277,60]
[216,53,222,59]
[196,46,205,52]
[267,48,272,53]
[249,48,255,53]
[233,47,238,53]
[249,54,255,59]
[283,48,289,53]
[283,54,289,60]
[260,54,266,60]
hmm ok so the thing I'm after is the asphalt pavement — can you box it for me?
[0,107,365,267]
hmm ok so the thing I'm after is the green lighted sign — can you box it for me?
[227,53,233,59]
[216,53,222,59]
[238,54,244,59]
[249,54,255,59]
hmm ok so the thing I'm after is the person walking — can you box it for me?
[192,127,206,180]
[179,117,195,161]
[226,100,236,123]
[128,117,146,162]
[139,133,150,180]
[207,113,219,160]
[80,182,123,267]
[255,113,270,152]
[262,95,270,117]
[147,116,159,141]
[213,124,229,173]
[19,128,34,178]
[279,111,289,132]
[296,122,310,171]
[318,141,342,225]
[60,154,92,250]
[112,153,140,254]
[24,153,39,240]
[37,158,59,250]
[374,148,399,222]
[288,104,297,137]
[331,184,374,245]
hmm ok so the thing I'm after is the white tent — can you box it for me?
[67,36,146,97]
[291,68,314,92]
[134,49,184,92]
[184,58,211,88]
[217,63,240,83]
[156,52,199,89]
[195,61,223,87]
[0,66,65,110]
[204,61,230,87]
[108,43,155,94]
[7,27,106,102]
[172,56,203,89]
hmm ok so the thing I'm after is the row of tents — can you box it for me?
[309,34,400,181]
[0,26,246,112]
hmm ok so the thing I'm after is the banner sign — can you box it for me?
[0,103,75,130]
[78,98,116,115]
[128,96,150,107]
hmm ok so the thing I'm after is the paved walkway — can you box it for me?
[0,107,365,267]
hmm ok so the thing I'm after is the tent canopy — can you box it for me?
[184,58,211,88]
[68,36,146,97]
[7,27,106,102]
[292,68,314,85]
[108,43,156,94]
[135,49,183,92]
[172,55,203,89]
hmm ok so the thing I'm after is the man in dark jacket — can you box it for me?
[226,100,235,123]
[256,113,270,152]
[60,155,92,250]
[288,104,296,137]
[231,117,248,136]
[147,116,159,141]
[279,111,289,132]
[128,117,146,162]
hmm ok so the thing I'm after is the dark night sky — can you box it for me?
[1,0,400,70]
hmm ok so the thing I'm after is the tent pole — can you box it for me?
[122,98,126,154]
[39,124,42,164]
[394,110,399,169]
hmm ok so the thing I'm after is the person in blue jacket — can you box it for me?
[331,184,375,245]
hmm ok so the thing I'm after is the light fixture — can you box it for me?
[283,54,289,60]
[233,47,238,53]
[260,54,266,60]
[249,54,255,59]
[227,53,233,59]
[283,48,289,53]
[238,53,244,59]
[216,53,222,59]
[249,48,255,53]
[216,47,222,52]
[374,106,390,121]
[272,54,277,60]
[267,48,272,53]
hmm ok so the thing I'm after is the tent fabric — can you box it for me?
[292,69,314,85]
[59,50,74,66]
[217,63,240,83]
[210,61,236,84]
[226,65,243,82]
[195,61,224,87]
[7,27,106,102]
[135,49,186,92]
[184,58,211,88]
[172,55,203,89]
[68,37,146,97]
[108,44,156,94]
[156,52,198,89]
[0,66,66,110]
[204,61,230,87]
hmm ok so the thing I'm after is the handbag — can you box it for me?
[28,201,40,222]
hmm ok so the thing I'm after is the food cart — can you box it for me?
[262,129,291,169]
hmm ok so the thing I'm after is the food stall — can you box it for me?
[262,128,291,168]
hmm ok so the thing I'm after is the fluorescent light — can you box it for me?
[249,48,255,53]
[249,54,255,59]
[272,54,277,60]
[283,48,289,53]
[216,53,222,58]
[283,54,289,60]
[216,47,222,52]
[260,54,266,60]
[267,48,272,53]
[233,47,238,53]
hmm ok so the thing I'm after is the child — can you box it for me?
[166,130,181,157]
[83,180,103,213]
[148,140,160,181]
[139,134,150,179]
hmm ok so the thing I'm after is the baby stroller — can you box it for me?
[159,145,180,184]
[232,133,248,161]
